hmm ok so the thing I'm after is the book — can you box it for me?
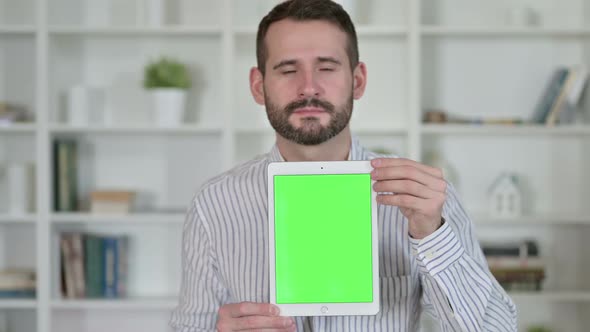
[531,68,569,124]
[61,232,130,299]
[84,234,104,298]
[71,233,86,298]
[60,233,85,299]
[545,68,578,125]
[60,234,76,298]
[486,256,545,269]
[53,140,79,212]
[117,236,129,298]
[482,240,538,257]
[90,191,135,214]
[0,269,36,293]
[0,289,36,298]
[103,236,118,298]
[490,266,545,291]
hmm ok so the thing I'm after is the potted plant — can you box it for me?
[144,57,192,127]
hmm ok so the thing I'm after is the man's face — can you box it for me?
[258,19,358,145]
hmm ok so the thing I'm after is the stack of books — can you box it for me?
[484,240,545,291]
[0,269,36,298]
[60,232,129,299]
[90,190,136,214]
[532,65,589,126]
[0,102,33,125]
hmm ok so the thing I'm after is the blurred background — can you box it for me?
[0,0,589,331]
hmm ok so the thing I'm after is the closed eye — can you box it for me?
[282,70,296,75]
[320,68,335,72]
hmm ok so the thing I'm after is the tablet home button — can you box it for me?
[320,306,328,314]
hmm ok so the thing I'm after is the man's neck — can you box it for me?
[275,127,352,162]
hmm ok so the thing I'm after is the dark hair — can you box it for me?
[256,0,359,76]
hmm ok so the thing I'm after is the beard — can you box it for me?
[264,94,353,146]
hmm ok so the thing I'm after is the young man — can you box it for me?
[170,1,517,331]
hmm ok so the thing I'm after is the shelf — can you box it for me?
[352,126,408,135]
[421,26,590,38]
[234,126,274,135]
[0,123,37,134]
[0,299,37,309]
[0,214,36,224]
[49,124,223,136]
[233,25,407,37]
[509,291,590,302]
[0,26,36,34]
[356,26,408,37]
[421,124,590,136]
[472,213,590,226]
[50,212,185,225]
[48,26,222,37]
[51,297,177,310]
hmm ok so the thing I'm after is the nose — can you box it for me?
[297,70,322,99]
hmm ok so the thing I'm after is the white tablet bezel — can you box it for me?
[267,160,379,317]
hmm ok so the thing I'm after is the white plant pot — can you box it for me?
[152,88,187,127]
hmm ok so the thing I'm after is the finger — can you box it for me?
[250,328,297,332]
[371,166,447,193]
[233,315,295,331]
[371,158,443,179]
[220,302,280,318]
[377,193,444,212]
[373,180,436,199]
[242,327,297,332]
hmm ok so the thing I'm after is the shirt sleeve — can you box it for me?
[170,200,229,332]
[409,183,518,332]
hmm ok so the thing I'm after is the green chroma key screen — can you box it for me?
[274,173,373,304]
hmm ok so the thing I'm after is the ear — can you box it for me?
[352,62,367,100]
[249,67,265,105]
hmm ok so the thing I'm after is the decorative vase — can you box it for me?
[7,163,35,215]
[66,85,106,126]
[152,88,187,127]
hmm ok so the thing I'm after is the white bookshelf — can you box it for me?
[472,213,590,226]
[510,291,590,302]
[0,0,589,331]
[50,212,185,225]
[421,123,590,136]
[50,297,177,310]
[0,214,37,224]
[48,124,223,135]
[0,124,37,133]
[0,26,36,34]
[48,26,222,36]
[421,26,590,37]
[0,299,37,309]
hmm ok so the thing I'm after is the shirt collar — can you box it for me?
[268,136,363,162]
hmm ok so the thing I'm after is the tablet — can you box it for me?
[267,161,379,317]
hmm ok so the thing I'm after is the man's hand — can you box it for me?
[371,158,447,239]
[216,302,296,332]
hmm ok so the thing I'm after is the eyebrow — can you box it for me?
[272,59,297,70]
[317,57,341,66]
[272,57,342,70]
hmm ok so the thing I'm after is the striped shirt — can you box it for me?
[170,138,518,331]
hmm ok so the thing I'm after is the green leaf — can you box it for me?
[143,57,192,89]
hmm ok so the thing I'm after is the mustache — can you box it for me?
[284,98,335,115]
